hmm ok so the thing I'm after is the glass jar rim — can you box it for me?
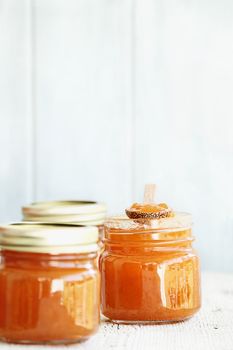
[105,212,192,230]
[104,212,193,242]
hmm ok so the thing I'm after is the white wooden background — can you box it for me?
[0,0,233,272]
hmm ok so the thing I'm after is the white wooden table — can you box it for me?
[1,271,233,350]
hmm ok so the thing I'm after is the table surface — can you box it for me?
[1,271,233,350]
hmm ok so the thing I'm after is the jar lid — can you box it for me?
[0,223,99,254]
[22,201,107,225]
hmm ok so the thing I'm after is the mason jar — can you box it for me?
[0,223,100,344]
[100,213,201,323]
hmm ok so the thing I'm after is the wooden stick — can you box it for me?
[144,184,156,203]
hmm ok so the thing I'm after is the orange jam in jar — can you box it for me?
[100,213,201,323]
[0,224,100,344]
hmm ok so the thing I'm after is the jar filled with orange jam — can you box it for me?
[0,223,100,344]
[100,212,201,323]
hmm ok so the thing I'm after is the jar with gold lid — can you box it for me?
[0,223,100,344]
[100,212,201,323]
[22,201,107,243]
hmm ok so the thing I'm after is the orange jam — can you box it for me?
[100,213,201,323]
[0,224,100,344]
[130,202,169,211]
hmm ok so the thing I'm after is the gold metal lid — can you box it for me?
[22,201,107,225]
[0,223,99,254]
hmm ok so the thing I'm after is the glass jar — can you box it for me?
[22,201,107,242]
[0,223,100,344]
[100,213,201,323]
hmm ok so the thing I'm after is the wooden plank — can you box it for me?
[34,0,133,214]
[0,0,33,222]
[133,0,233,271]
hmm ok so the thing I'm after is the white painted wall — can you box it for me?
[0,0,233,272]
